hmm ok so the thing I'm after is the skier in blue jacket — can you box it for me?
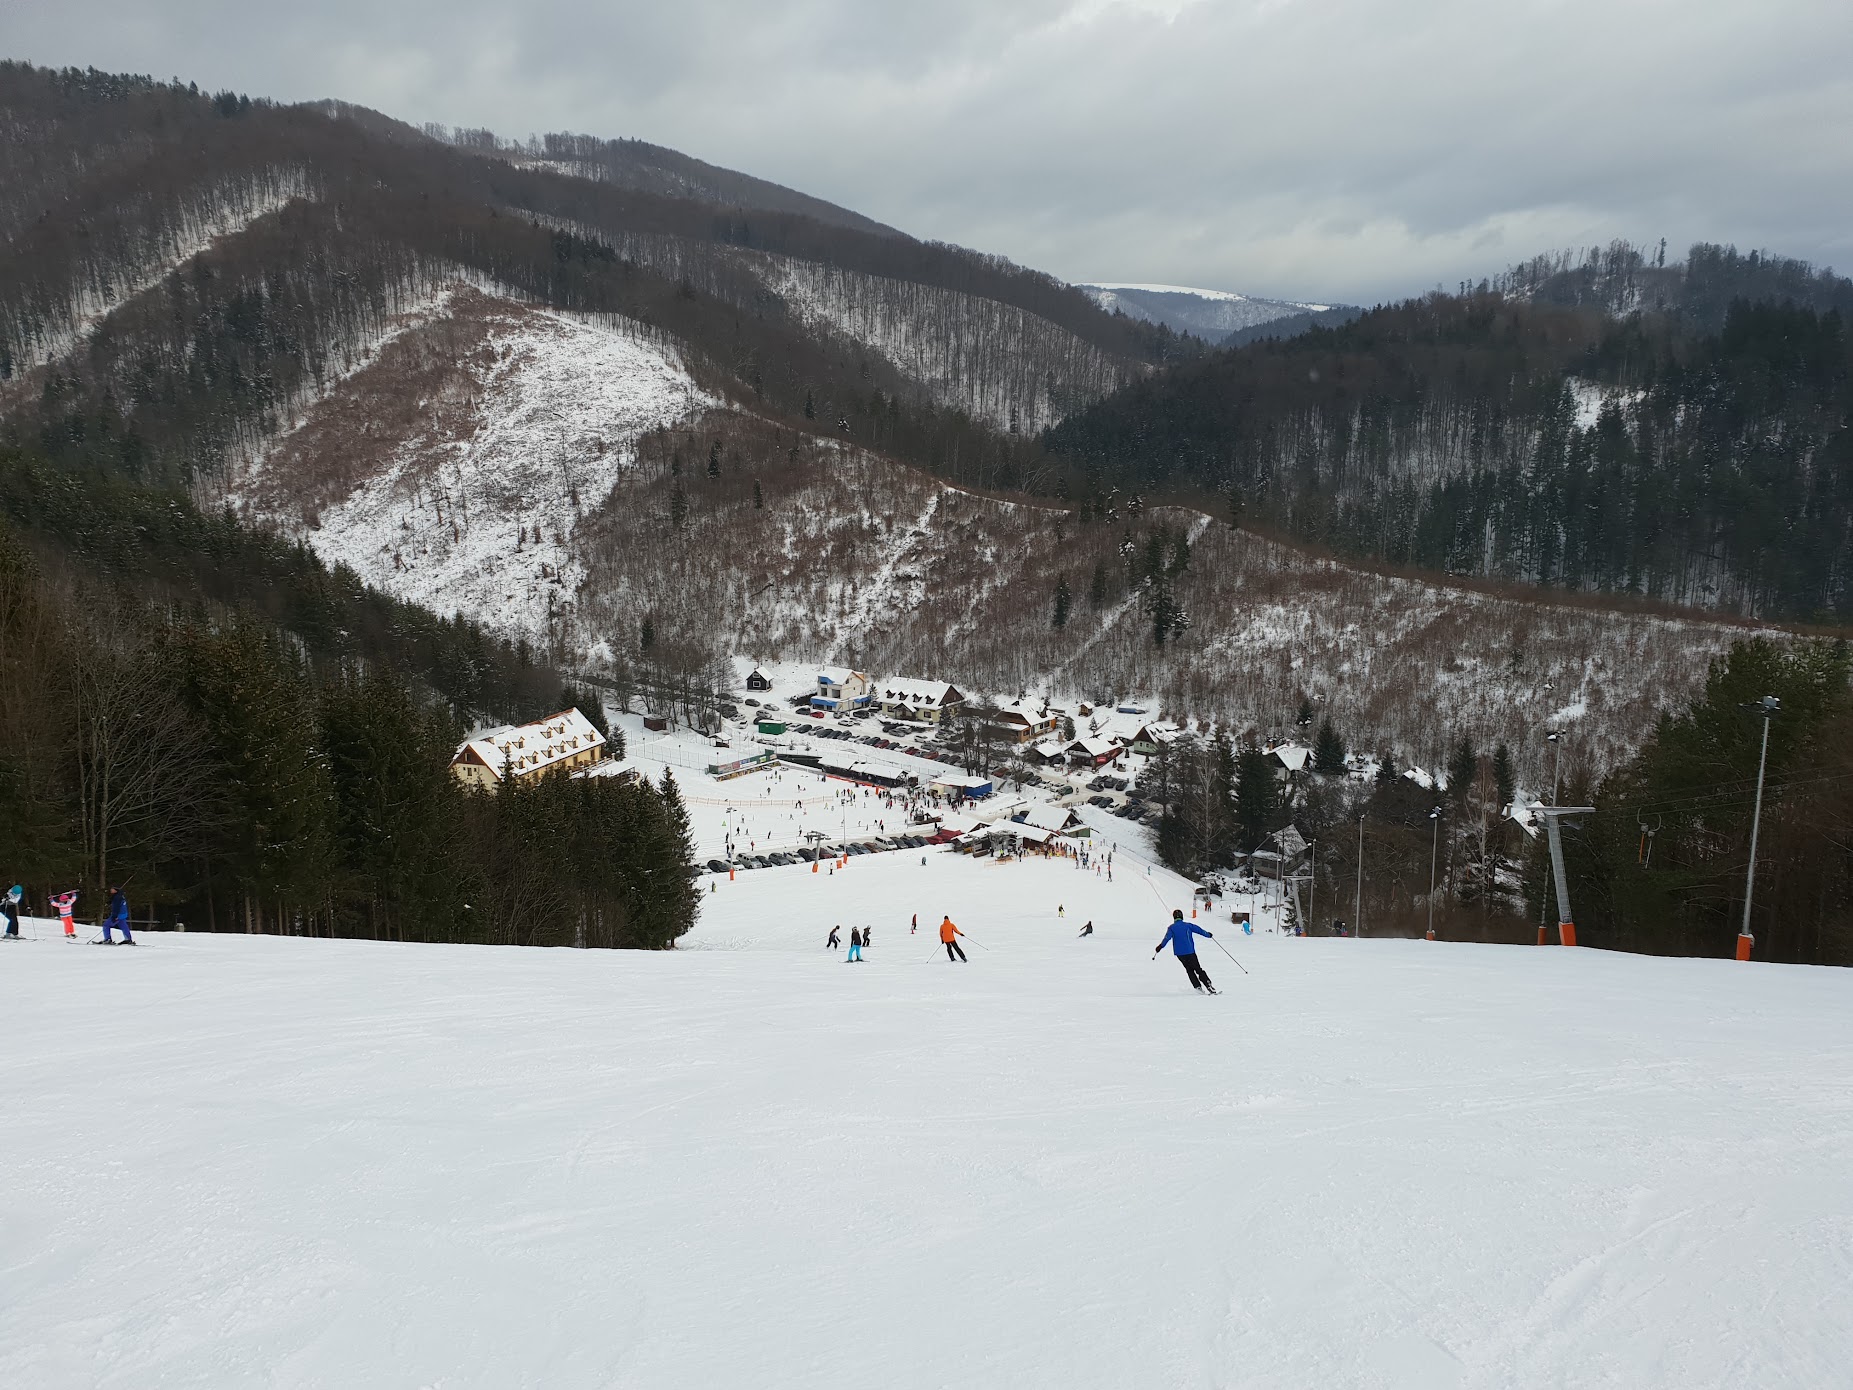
[99,886,133,945]
[1155,909,1216,993]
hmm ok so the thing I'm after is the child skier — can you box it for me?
[1154,908,1215,993]
[939,915,967,962]
[2,885,20,938]
[98,885,133,945]
[50,889,78,939]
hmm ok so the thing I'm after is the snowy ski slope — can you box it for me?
[3,849,1850,1388]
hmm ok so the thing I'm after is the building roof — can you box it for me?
[879,677,962,708]
[1018,803,1078,834]
[454,709,605,781]
[1068,735,1123,759]
[988,822,1055,844]
[1268,741,1311,772]
[1134,720,1184,745]
[817,666,868,688]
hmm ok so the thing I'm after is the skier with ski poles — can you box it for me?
[98,885,133,945]
[939,915,967,962]
[50,889,79,939]
[1154,908,1216,993]
[1,885,20,938]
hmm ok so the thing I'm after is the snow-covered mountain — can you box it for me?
[226,280,1767,777]
[1077,282,1345,340]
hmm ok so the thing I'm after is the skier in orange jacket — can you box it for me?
[938,915,967,962]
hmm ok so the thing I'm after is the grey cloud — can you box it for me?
[9,0,1851,303]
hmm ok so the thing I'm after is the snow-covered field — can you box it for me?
[4,848,1850,1389]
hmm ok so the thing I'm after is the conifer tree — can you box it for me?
[1052,576,1072,630]
[1234,745,1279,852]
[1313,718,1348,775]
[1088,560,1108,611]
[1447,735,1479,802]
[1492,742,1515,810]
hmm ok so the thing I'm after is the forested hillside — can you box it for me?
[0,445,701,945]
[1045,248,1853,621]
[0,61,1181,504]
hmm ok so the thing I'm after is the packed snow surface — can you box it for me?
[4,855,1850,1388]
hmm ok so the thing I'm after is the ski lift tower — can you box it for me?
[1533,804,1595,946]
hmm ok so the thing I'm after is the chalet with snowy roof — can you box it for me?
[878,677,965,724]
[812,666,874,712]
[1016,803,1083,836]
[1267,741,1312,775]
[986,697,1063,744]
[1029,736,1071,764]
[1065,734,1126,768]
[450,709,608,788]
[745,666,774,692]
[1130,720,1184,754]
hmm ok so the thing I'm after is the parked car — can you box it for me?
[706,859,729,873]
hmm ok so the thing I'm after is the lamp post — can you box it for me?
[1426,806,1442,940]
[1738,695,1780,961]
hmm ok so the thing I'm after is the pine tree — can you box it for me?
[1447,735,1478,801]
[1492,742,1515,810]
[1052,576,1072,629]
[640,615,655,653]
[1295,695,1315,730]
[1088,560,1108,610]
[1227,483,1244,529]
[752,478,764,510]
[670,479,688,529]
[1234,745,1279,853]
[1313,718,1347,775]
[707,440,721,479]
[803,390,816,420]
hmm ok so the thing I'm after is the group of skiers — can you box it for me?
[815,905,1224,991]
[0,885,133,944]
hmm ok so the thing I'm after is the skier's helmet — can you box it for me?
[1172,908,1184,920]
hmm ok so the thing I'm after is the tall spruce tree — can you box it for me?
[1492,742,1515,810]
[1234,745,1279,853]
[1313,718,1348,775]
[1447,735,1479,802]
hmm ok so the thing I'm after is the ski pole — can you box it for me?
[958,934,991,951]
[1211,938,1250,975]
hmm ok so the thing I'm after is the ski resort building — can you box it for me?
[986,698,1064,743]
[745,667,774,692]
[812,667,874,712]
[1065,735,1126,768]
[877,678,965,724]
[1130,721,1184,754]
[450,709,608,788]
[1267,742,1312,775]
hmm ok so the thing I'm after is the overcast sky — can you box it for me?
[12,0,1853,303]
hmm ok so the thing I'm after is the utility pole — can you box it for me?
[1533,805,1595,946]
[1355,812,1365,938]
[1426,806,1442,940]
[1538,728,1562,945]
[1738,695,1780,961]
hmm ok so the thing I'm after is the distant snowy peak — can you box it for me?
[1076,282,1338,340]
